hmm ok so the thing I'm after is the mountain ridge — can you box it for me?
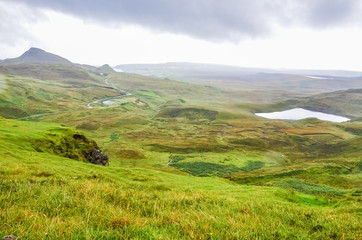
[114,62,362,78]
[114,62,362,94]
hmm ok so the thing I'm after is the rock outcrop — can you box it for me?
[32,132,109,166]
[84,149,109,166]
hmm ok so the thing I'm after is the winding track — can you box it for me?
[87,78,130,108]
[18,78,130,120]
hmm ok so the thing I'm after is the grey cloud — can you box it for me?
[4,0,362,42]
[305,0,360,27]
[0,0,45,47]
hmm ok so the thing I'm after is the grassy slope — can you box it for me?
[0,74,4,92]
[39,98,361,194]
[107,72,309,104]
[0,117,361,239]
[293,88,362,119]
[14,71,360,195]
[0,65,121,118]
[0,68,361,239]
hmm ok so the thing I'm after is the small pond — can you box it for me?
[103,100,116,105]
[255,108,350,123]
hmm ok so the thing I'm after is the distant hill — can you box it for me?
[76,64,116,76]
[0,48,101,82]
[2,47,72,64]
[0,63,94,82]
[292,88,362,119]
[114,62,362,78]
[115,62,362,94]
[95,64,116,75]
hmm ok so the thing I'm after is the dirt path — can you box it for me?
[87,78,131,109]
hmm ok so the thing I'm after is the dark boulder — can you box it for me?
[73,134,89,143]
[85,149,109,166]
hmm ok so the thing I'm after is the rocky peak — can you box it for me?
[4,47,72,64]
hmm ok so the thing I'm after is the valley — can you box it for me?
[0,49,361,239]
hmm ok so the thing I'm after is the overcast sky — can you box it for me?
[1,0,362,70]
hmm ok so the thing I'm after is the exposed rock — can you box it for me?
[72,134,89,143]
[2,235,18,240]
[33,132,109,166]
[85,149,109,166]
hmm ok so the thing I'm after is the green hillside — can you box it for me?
[0,65,121,119]
[0,117,361,239]
[0,52,361,239]
[294,88,362,119]
[96,64,116,75]
[256,88,362,119]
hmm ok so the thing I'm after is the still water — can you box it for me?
[255,108,350,123]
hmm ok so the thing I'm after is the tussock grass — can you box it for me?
[1,153,361,239]
[0,118,361,239]
[156,107,218,121]
[171,160,265,177]
[274,178,346,196]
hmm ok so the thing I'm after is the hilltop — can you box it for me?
[96,64,116,75]
[2,47,72,64]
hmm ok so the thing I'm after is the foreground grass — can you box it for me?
[0,119,361,239]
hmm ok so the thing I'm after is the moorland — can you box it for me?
[0,48,361,239]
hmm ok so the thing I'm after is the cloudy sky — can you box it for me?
[1,0,362,70]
